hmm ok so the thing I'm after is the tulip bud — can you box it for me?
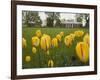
[25,56,31,62]
[76,42,89,63]
[48,59,54,67]
[74,30,84,37]
[69,33,75,41]
[22,38,27,48]
[36,30,42,38]
[60,31,64,37]
[52,38,58,47]
[32,47,37,54]
[40,34,51,52]
[46,50,49,55]
[56,34,61,42]
[64,36,72,47]
[32,36,40,47]
[83,33,90,47]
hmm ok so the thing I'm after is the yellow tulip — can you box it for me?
[69,33,75,41]
[44,34,51,47]
[43,34,51,42]
[36,30,42,38]
[40,34,51,52]
[74,30,84,37]
[22,38,27,48]
[64,36,73,47]
[76,42,89,63]
[32,36,40,47]
[60,31,64,37]
[43,34,47,36]
[48,59,54,67]
[32,47,37,54]
[25,56,31,62]
[83,33,90,47]
[52,38,58,47]
[56,34,61,42]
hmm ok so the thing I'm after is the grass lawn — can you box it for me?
[22,27,89,69]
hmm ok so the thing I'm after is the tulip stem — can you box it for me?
[38,48,41,68]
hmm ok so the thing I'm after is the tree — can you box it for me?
[45,12,60,27]
[75,14,83,22]
[55,19,61,27]
[22,11,42,27]
[75,14,89,27]
[84,14,89,28]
